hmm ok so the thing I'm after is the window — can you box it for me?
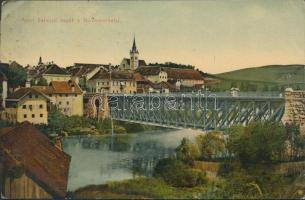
[49,94,52,97]
[39,104,43,109]
[29,105,33,110]
[67,101,69,105]
[59,101,62,105]
[29,94,32,98]
[32,114,35,118]
[22,105,26,109]
[59,94,62,97]
[65,94,68,97]
[24,114,27,118]
[35,95,38,98]
[74,94,77,97]
[40,114,43,118]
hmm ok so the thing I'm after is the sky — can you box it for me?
[0,0,304,73]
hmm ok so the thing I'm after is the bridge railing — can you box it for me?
[107,91,284,99]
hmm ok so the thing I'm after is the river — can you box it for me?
[62,129,204,191]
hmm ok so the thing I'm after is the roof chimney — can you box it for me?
[54,136,62,151]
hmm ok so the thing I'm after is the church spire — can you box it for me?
[130,36,138,53]
[38,56,43,65]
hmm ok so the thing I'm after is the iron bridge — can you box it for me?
[107,93,285,130]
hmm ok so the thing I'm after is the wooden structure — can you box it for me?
[0,122,71,199]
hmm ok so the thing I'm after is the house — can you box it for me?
[67,63,110,90]
[0,122,71,199]
[136,66,168,83]
[135,73,176,93]
[87,70,137,94]
[2,88,49,124]
[163,68,204,87]
[119,37,147,71]
[33,81,83,116]
[27,58,71,84]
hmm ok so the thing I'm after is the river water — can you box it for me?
[62,129,204,191]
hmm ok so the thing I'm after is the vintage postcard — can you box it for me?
[0,0,304,199]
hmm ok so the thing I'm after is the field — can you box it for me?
[205,64,305,91]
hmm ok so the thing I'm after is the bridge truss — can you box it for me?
[108,93,285,130]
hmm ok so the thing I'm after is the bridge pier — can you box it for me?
[282,89,305,133]
[83,93,110,119]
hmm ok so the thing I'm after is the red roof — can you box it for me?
[164,68,204,80]
[0,122,71,198]
[33,81,82,95]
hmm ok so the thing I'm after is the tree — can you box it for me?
[175,138,200,164]
[36,77,48,86]
[196,131,225,160]
[226,121,286,165]
[0,65,27,89]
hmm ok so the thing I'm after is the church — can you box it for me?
[119,37,147,71]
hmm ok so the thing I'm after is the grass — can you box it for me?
[73,177,207,199]
[206,64,305,91]
[216,64,305,84]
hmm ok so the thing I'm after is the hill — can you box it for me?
[216,64,305,84]
[206,64,305,92]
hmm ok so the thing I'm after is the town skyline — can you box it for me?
[0,1,304,73]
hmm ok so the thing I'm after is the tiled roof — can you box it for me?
[136,66,163,75]
[134,73,147,82]
[43,64,69,75]
[68,63,111,77]
[6,87,49,101]
[90,70,135,81]
[0,122,71,198]
[33,81,82,94]
[164,68,204,80]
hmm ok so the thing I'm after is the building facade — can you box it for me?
[136,66,168,83]
[27,59,71,84]
[67,63,111,90]
[2,88,49,124]
[87,70,137,94]
[33,81,83,116]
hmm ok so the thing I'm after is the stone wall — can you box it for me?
[83,94,110,119]
[282,90,305,133]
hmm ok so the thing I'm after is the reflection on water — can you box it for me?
[62,129,204,191]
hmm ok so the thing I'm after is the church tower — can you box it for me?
[130,36,139,70]
[38,56,43,65]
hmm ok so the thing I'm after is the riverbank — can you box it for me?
[73,178,207,199]
[35,107,169,137]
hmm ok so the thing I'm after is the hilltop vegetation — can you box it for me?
[207,64,305,92]
[148,62,196,70]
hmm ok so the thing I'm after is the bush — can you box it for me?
[176,137,200,164]
[154,158,207,187]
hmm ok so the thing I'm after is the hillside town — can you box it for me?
[0,38,208,198]
[0,37,206,125]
